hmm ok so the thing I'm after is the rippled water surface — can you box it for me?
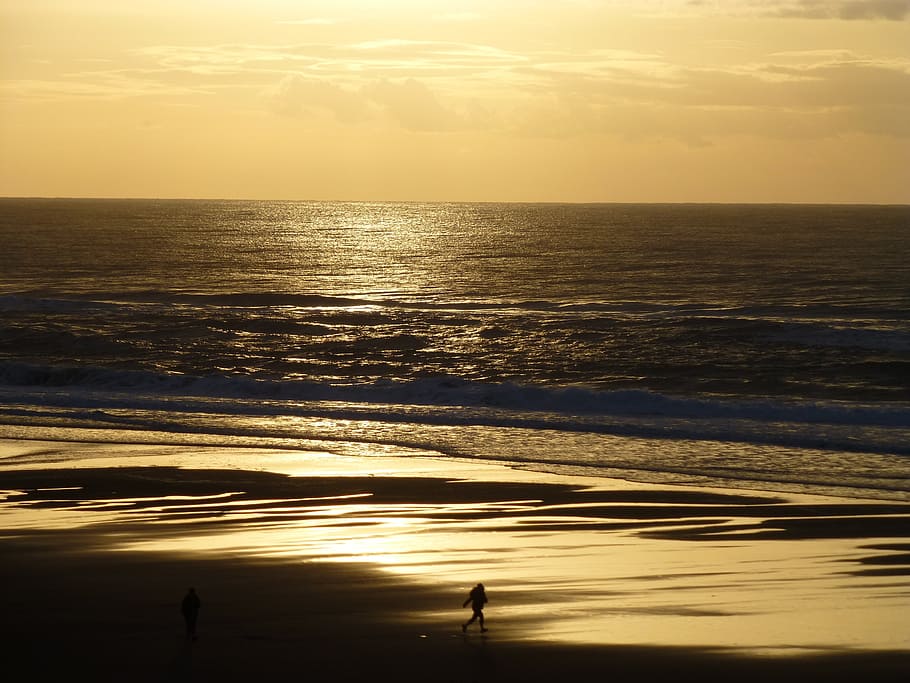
[2,199,908,499]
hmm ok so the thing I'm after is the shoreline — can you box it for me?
[3,425,908,505]
[2,438,909,680]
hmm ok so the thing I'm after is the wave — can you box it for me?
[4,291,908,358]
[0,294,122,313]
[4,290,906,321]
[0,291,378,312]
[2,360,908,431]
[763,322,910,352]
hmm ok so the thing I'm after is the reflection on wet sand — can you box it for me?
[2,461,909,654]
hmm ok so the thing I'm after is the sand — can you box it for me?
[1,438,909,681]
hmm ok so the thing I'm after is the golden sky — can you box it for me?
[1,0,909,203]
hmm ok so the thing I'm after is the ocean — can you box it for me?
[1,199,908,500]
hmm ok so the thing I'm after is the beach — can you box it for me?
[4,0,910,676]
[2,438,908,682]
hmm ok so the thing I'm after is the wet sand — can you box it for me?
[1,439,909,681]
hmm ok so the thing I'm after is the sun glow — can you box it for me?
[2,1,908,202]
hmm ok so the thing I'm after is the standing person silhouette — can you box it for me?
[462,583,488,633]
[181,587,201,640]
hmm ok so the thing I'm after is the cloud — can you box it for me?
[433,12,483,22]
[264,74,473,132]
[367,78,465,131]
[7,31,907,143]
[685,0,910,20]
[265,75,370,123]
[775,0,910,20]
[135,44,322,75]
[345,39,527,74]
[839,0,910,18]
[128,40,528,84]
[278,18,338,26]
[512,51,910,142]
[264,74,478,132]
[0,75,211,101]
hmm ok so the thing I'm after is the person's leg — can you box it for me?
[478,610,487,631]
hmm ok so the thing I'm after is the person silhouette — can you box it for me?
[181,587,201,640]
[461,583,488,633]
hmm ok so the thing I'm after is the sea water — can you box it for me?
[1,199,908,500]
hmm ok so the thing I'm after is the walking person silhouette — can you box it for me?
[181,587,201,640]
[462,583,488,633]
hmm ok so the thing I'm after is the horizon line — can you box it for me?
[2,195,908,208]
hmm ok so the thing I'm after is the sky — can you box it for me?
[1,0,909,203]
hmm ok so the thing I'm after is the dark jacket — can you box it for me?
[464,585,487,611]
[181,590,201,617]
